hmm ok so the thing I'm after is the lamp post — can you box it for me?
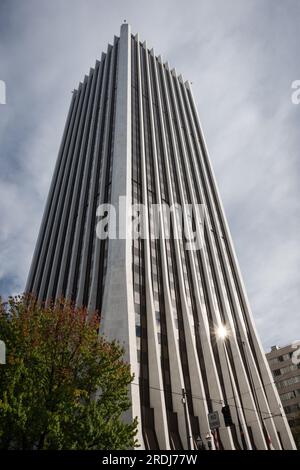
[181,388,194,450]
[216,325,251,450]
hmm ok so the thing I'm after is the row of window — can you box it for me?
[269,352,293,365]
[280,388,300,401]
[277,375,300,389]
[273,364,300,377]
[284,403,300,415]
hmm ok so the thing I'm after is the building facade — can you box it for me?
[266,344,300,428]
[26,24,296,450]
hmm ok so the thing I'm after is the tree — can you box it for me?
[0,295,138,450]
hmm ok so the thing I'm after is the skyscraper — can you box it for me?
[26,24,296,450]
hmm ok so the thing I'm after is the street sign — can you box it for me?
[208,411,220,430]
[0,340,6,365]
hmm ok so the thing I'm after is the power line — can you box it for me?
[131,381,282,420]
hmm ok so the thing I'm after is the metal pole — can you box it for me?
[181,388,194,450]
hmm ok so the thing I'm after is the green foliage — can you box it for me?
[0,295,138,450]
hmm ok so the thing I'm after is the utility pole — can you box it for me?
[181,388,194,450]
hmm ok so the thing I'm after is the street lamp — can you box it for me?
[181,389,194,450]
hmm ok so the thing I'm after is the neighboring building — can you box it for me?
[266,344,300,428]
[25,24,296,450]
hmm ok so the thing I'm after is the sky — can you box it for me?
[0,0,299,351]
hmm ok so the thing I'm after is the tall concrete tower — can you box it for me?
[26,24,296,450]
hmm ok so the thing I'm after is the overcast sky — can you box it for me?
[0,0,299,350]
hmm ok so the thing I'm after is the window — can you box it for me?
[280,391,296,401]
[280,364,297,375]
[284,403,300,415]
[134,302,141,313]
[277,375,300,389]
[136,325,141,337]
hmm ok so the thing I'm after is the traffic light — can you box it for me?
[221,404,233,427]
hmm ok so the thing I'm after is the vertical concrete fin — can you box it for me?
[100,23,144,449]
